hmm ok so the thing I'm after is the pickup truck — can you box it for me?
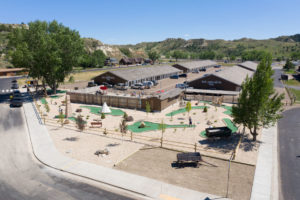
[115,83,129,90]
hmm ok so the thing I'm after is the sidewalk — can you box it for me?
[23,102,228,200]
[250,125,279,200]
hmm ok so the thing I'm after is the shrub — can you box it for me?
[68,76,75,83]
[101,113,105,119]
[203,106,208,113]
[76,115,85,131]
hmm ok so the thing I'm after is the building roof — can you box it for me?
[104,65,182,81]
[238,61,258,71]
[185,88,240,96]
[157,88,182,100]
[211,66,254,86]
[174,60,217,70]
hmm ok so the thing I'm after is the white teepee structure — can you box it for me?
[100,102,111,113]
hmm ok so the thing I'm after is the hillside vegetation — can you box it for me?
[1,22,300,68]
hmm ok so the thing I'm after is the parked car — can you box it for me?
[10,96,23,107]
[11,83,19,89]
[170,75,179,79]
[11,79,17,83]
[179,73,187,78]
[101,82,113,88]
[215,69,222,72]
[199,68,206,72]
[214,65,221,68]
[87,81,97,87]
[151,80,158,86]
[192,70,199,73]
[115,83,129,90]
[176,83,188,89]
[131,83,145,90]
[142,81,154,89]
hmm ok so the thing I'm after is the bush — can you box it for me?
[126,116,134,122]
[101,113,105,119]
[68,76,75,83]
[76,115,85,131]
[203,106,208,113]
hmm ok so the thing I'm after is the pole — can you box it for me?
[226,152,234,198]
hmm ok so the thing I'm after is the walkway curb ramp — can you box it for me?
[23,102,229,200]
[250,125,279,200]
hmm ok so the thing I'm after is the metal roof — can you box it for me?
[174,60,217,70]
[211,66,254,86]
[238,61,258,71]
[157,88,183,100]
[106,65,182,81]
[185,88,240,95]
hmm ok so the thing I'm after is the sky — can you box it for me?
[1,0,300,45]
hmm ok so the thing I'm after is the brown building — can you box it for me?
[0,68,27,76]
[94,65,182,86]
[188,66,254,91]
[119,58,144,65]
[172,60,217,73]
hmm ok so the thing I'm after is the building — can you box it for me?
[104,57,118,66]
[188,66,254,91]
[94,65,182,86]
[119,58,144,65]
[237,61,258,71]
[0,68,27,76]
[172,60,217,73]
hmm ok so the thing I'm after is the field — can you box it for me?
[290,88,300,103]
[284,79,300,86]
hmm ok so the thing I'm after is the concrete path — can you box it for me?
[23,102,228,200]
[250,125,279,200]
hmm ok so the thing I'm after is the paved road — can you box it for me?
[0,78,137,200]
[278,107,300,200]
[273,68,284,88]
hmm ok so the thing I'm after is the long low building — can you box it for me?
[172,60,218,73]
[188,66,254,91]
[94,65,182,86]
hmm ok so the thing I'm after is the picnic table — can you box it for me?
[205,126,232,138]
[90,121,102,128]
[176,152,202,167]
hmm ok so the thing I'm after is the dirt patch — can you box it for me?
[115,148,255,200]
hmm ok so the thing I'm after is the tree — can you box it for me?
[172,50,184,61]
[119,47,132,58]
[145,101,151,115]
[158,120,166,147]
[119,119,128,134]
[283,58,295,71]
[148,51,160,63]
[8,20,84,94]
[76,115,85,131]
[185,101,192,116]
[91,50,106,68]
[291,52,300,60]
[232,53,284,141]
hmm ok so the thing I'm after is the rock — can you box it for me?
[139,121,146,128]
[126,116,134,122]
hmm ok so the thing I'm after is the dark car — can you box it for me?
[87,82,97,87]
[170,75,179,79]
[11,83,19,89]
[10,97,23,107]
[214,65,221,68]
[11,79,17,83]
[179,73,187,78]
[199,68,206,72]
[151,80,158,86]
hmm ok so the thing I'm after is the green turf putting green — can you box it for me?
[50,95,63,99]
[200,101,212,104]
[40,98,47,104]
[47,89,67,94]
[200,130,207,138]
[80,105,124,116]
[166,106,208,116]
[221,105,232,115]
[223,118,238,133]
[128,121,195,133]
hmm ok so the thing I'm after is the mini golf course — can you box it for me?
[128,121,195,133]
[80,105,124,116]
[166,106,208,116]
[222,105,232,115]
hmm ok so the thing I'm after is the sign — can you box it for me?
[100,86,107,90]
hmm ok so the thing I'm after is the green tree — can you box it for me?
[120,47,132,58]
[145,101,151,115]
[8,20,83,94]
[185,101,192,116]
[148,51,160,63]
[91,50,106,67]
[232,53,284,141]
[291,52,300,60]
[283,58,295,71]
[158,120,166,147]
[172,50,184,61]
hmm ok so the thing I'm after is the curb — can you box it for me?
[23,102,228,200]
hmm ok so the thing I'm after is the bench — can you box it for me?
[176,152,202,168]
[90,121,102,128]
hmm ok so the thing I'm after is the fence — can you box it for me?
[185,94,238,104]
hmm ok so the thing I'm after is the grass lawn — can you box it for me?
[40,98,47,104]
[80,105,124,116]
[290,88,300,103]
[284,79,300,87]
[166,106,208,116]
[283,69,297,74]
[66,71,105,83]
[127,121,194,133]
